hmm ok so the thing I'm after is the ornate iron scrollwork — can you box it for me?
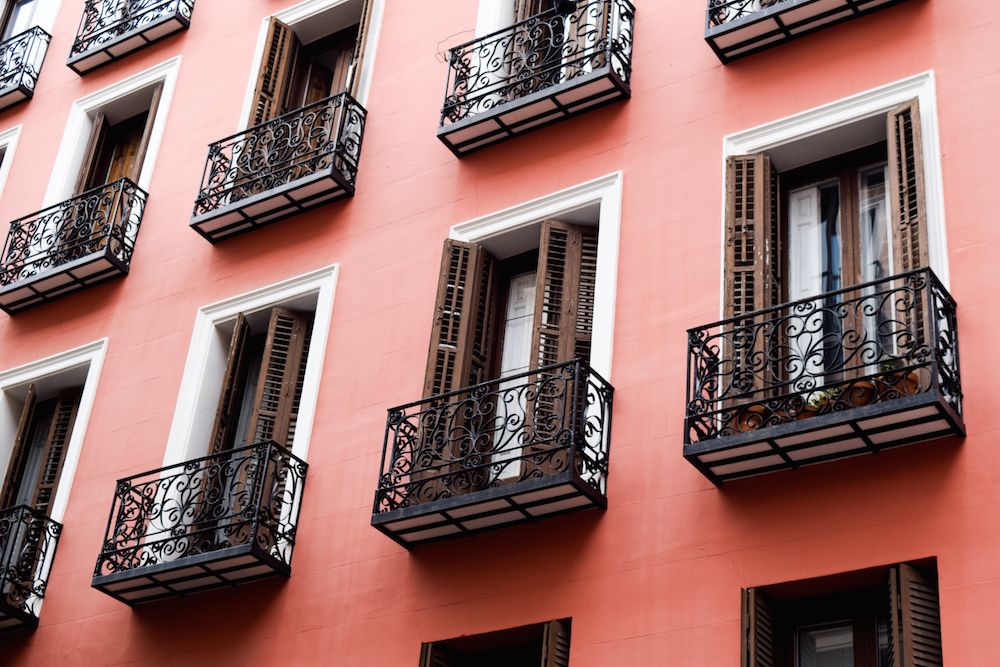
[70,0,194,58]
[0,505,61,619]
[707,0,785,28]
[0,27,49,94]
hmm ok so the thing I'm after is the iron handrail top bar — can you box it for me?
[0,25,50,47]
[7,178,146,228]
[0,503,59,524]
[386,358,610,414]
[205,91,363,149]
[109,439,306,487]
[686,267,948,335]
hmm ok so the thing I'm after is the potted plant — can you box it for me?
[879,359,921,396]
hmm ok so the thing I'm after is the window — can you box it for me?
[1,0,38,40]
[421,619,570,667]
[742,562,942,667]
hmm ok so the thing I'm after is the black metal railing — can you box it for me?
[685,268,961,443]
[440,0,634,127]
[0,27,49,95]
[375,359,614,514]
[0,179,147,287]
[70,0,193,59]
[94,441,308,578]
[193,92,366,217]
[0,505,61,621]
[707,0,784,27]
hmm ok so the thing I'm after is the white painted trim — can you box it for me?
[0,124,21,200]
[0,339,108,523]
[451,172,623,379]
[720,71,949,317]
[475,0,515,36]
[41,56,182,206]
[237,0,384,130]
[163,265,339,466]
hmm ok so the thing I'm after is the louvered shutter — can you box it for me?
[247,308,311,447]
[208,313,251,455]
[346,0,372,97]
[419,643,456,667]
[888,563,943,667]
[249,18,300,126]
[515,0,554,21]
[129,83,163,183]
[27,391,80,516]
[741,588,776,667]
[0,384,35,509]
[541,618,571,667]
[887,99,929,274]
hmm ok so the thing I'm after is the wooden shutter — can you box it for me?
[208,313,251,455]
[741,588,776,667]
[249,18,300,126]
[27,392,80,516]
[887,99,929,274]
[247,308,310,447]
[129,83,163,183]
[419,643,455,667]
[888,563,943,667]
[74,111,107,195]
[346,0,372,97]
[541,618,571,667]
[0,384,35,508]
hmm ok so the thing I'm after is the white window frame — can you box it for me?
[41,55,181,206]
[450,171,623,379]
[162,265,338,467]
[721,71,949,319]
[237,0,385,131]
[6,0,62,35]
[475,0,516,36]
[0,124,21,200]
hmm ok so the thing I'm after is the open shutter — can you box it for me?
[541,618,571,667]
[888,563,943,667]
[249,18,300,126]
[515,0,554,21]
[0,384,36,508]
[419,643,456,667]
[27,391,80,516]
[346,0,372,97]
[887,99,929,274]
[74,112,107,195]
[247,308,310,447]
[741,588,776,667]
[208,313,251,455]
[128,83,163,183]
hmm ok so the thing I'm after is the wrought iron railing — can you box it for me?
[0,27,49,95]
[707,0,785,27]
[0,505,61,620]
[193,92,366,217]
[0,178,147,287]
[440,0,634,126]
[375,359,614,514]
[685,268,961,443]
[94,441,308,578]
[70,0,194,59]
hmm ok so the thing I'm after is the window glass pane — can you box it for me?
[3,0,38,40]
[798,623,854,667]
[859,164,890,283]
[495,270,537,480]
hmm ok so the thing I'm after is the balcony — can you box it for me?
[705,0,908,63]
[68,0,194,75]
[92,442,308,605]
[373,360,614,547]
[437,0,634,157]
[0,179,147,314]
[190,93,366,243]
[0,506,61,633]
[0,27,50,112]
[684,269,963,484]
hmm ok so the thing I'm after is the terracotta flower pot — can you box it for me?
[843,380,876,407]
[732,404,767,433]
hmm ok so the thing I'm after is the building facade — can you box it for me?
[0,0,994,664]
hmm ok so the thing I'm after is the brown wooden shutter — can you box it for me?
[887,99,929,274]
[419,643,455,667]
[208,313,251,455]
[128,83,163,183]
[346,0,372,97]
[0,384,35,508]
[515,0,555,21]
[423,239,499,398]
[249,18,300,126]
[741,588,776,667]
[888,563,943,667]
[247,308,310,447]
[28,391,81,516]
[541,618,571,667]
[74,111,107,195]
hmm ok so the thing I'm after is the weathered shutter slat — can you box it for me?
[249,18,300,126]
[541,618,572,667]
[248,308,310,447]
[887,99,929,274]
[29,391,81,516]
[347,0,372,97]
[889,563,943,667]
[724,154,779,319]
[742,588,776,667]
[129,83,163,183]
[74,111,107,195]
[0,384,36,508]
[419,643,455,667]
[208,313,251,455]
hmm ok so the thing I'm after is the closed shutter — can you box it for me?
[888,563,943,667]
[247,308,311,447]
[208,313,251,455]
[419,643,456,667]
[28,392,80,516]
[0,384,36,509]
[887,99,929,274]
[249,18,300,126]
[541,618,571,667]
[741,588,776,667]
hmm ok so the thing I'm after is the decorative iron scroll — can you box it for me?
[685,268,961,443]
[707,0,785,27]
[0,505,61,618]
[93,441,308,577]
[193,92,366,217]
[375,359,614,514]
[70,0,194,58]
[0,27,49,94]
[0,178,147,287]
[440,0,634,126]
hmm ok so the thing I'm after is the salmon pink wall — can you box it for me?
[1,0,998,664]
